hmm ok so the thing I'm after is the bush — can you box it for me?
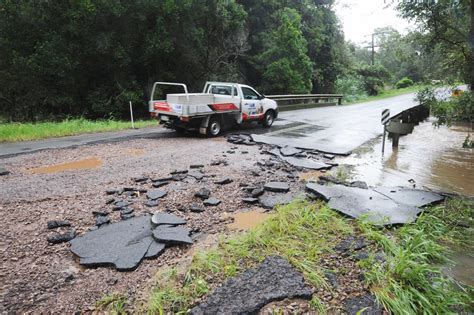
[395,77,414,89]
[355,64,390,95]
[335,75,367,103]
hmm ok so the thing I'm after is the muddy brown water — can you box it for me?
[227,209,273,230]
[339,119,474,196]
[29,157,103,174]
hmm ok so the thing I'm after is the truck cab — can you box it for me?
[149,81,278,136]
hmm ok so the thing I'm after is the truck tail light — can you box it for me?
[180,116,190,122]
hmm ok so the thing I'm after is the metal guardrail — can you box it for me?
[267,94,343,110]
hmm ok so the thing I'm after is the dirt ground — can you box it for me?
[0,131,307,313]
[0,130,378,313]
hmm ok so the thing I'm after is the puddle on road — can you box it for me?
[30,157,103,174]
[339,119,474,196]
[227,209,272,230]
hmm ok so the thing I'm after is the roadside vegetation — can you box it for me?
[359,198,473,313]
[121,197,474,314]
[0,118,156,142]
[342,84,432,105]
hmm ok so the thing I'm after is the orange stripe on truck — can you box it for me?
[154,101,171,112]
[208,103,239,111]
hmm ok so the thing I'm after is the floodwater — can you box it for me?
[227,209,272,230]
[30,157,103,174]
[443,249,474,286]
[339,118,474,196]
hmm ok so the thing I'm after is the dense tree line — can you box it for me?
[0,0,344,121]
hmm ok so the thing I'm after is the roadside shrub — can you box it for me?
[355,64,390,95]
[335,75,367,103]
[395,77,414,89]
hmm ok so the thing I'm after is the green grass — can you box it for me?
[358,198,474,314]
[147,200,353,314]
[96,293,128,314]
[0,118,157,142]
[344,84,431,105]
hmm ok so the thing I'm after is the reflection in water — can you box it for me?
[228,209,272,230]
[30,157,103,174]
[339,119,473,196]
[443,250,474,286]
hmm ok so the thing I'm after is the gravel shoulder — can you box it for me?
[0,132,303,313]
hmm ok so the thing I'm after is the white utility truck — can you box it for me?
[149,81,278,136]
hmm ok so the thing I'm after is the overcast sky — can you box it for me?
[334,0,415,45]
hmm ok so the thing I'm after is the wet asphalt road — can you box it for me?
[0,92,420,158]
[252,92,420,155]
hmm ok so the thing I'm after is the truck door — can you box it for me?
[241,86,264,120]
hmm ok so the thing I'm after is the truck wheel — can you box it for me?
[263,110,275,127]
[207,116,221,136]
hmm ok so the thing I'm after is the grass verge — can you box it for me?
[343,84,430,105]
[0,118,157,142]
[147,200,353,314]
[96,293,128,315]
[139,197,473,314]
[358,198,474,313]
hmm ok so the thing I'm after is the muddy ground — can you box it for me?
[0,131,372,313]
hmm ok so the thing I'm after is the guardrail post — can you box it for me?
[338,97,342,105]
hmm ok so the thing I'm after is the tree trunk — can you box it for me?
[470,0,474,91]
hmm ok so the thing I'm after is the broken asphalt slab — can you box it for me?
[151,213,186,226]
[306,183,444,225]
[258,193,295,209]
[266,148,332,170]
[153,226,193,245]
[70,216,155,271]
[264,182,290,193]
[373,186,445,207]
[190,256,312,314]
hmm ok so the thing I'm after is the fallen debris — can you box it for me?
[147,189,167,200]
[95,216,110,227]
[306,183,444,225]
[47,220,71,229]
[203,197,221,206]
[153,226,193,244]
[259,193,294,209]
[214,178,233,185]
[280,146,302,157]
[47,230,76,244]
[264,182,290,193]
[151,213,186,226]
[195,188,211,200]
[190,204,205,213]
[190,256,312,314]
[344,294,383,315]
[0,167,10,176]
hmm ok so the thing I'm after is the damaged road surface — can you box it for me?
[306,183,444,225]
[190,256,312,314]
[70,214,192,271]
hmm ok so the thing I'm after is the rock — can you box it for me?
[195,188,211,200]
[226,150,235,154]
[241,151,249,154]
[147,189,167,200]
[323,154,335,160]
[170,169,188,175]
[280,146,302,157]
[105,189,117,195]
[0,167,10,176]
[144,200,160,207]
[47,220,71,229]
[242,198,259,204]
[251,170,260,177]
[151,213,186,226]
[153,226,193,244]
[258,194,294,209]
[105,198,116,205]
[152,176,173,182]
[190,256,312,314]
[133,176,148,183]
[190,204,205,213]
[324,271,338,288]
[264,182,290,193]
[188,171,204,180]
[113,200,130,208]
[350,181,369,189]
[344,294,383,315]
[120,207,134,215]
[190,164,204,169]
[70,216,154,271]
[306,183,422,225]
[335,236,368,252]
[47,230,76,244]
[152,181,169,188]
[215,178,233,185]
[353,251,370,261]
[95,216,110,227]
[282,156,331,170]
[203,198,221,206]
[121,213,135,220]
[92,210,109,216]
[144,242,166,259]
[251,187,265,198]
[172,173,187,181]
